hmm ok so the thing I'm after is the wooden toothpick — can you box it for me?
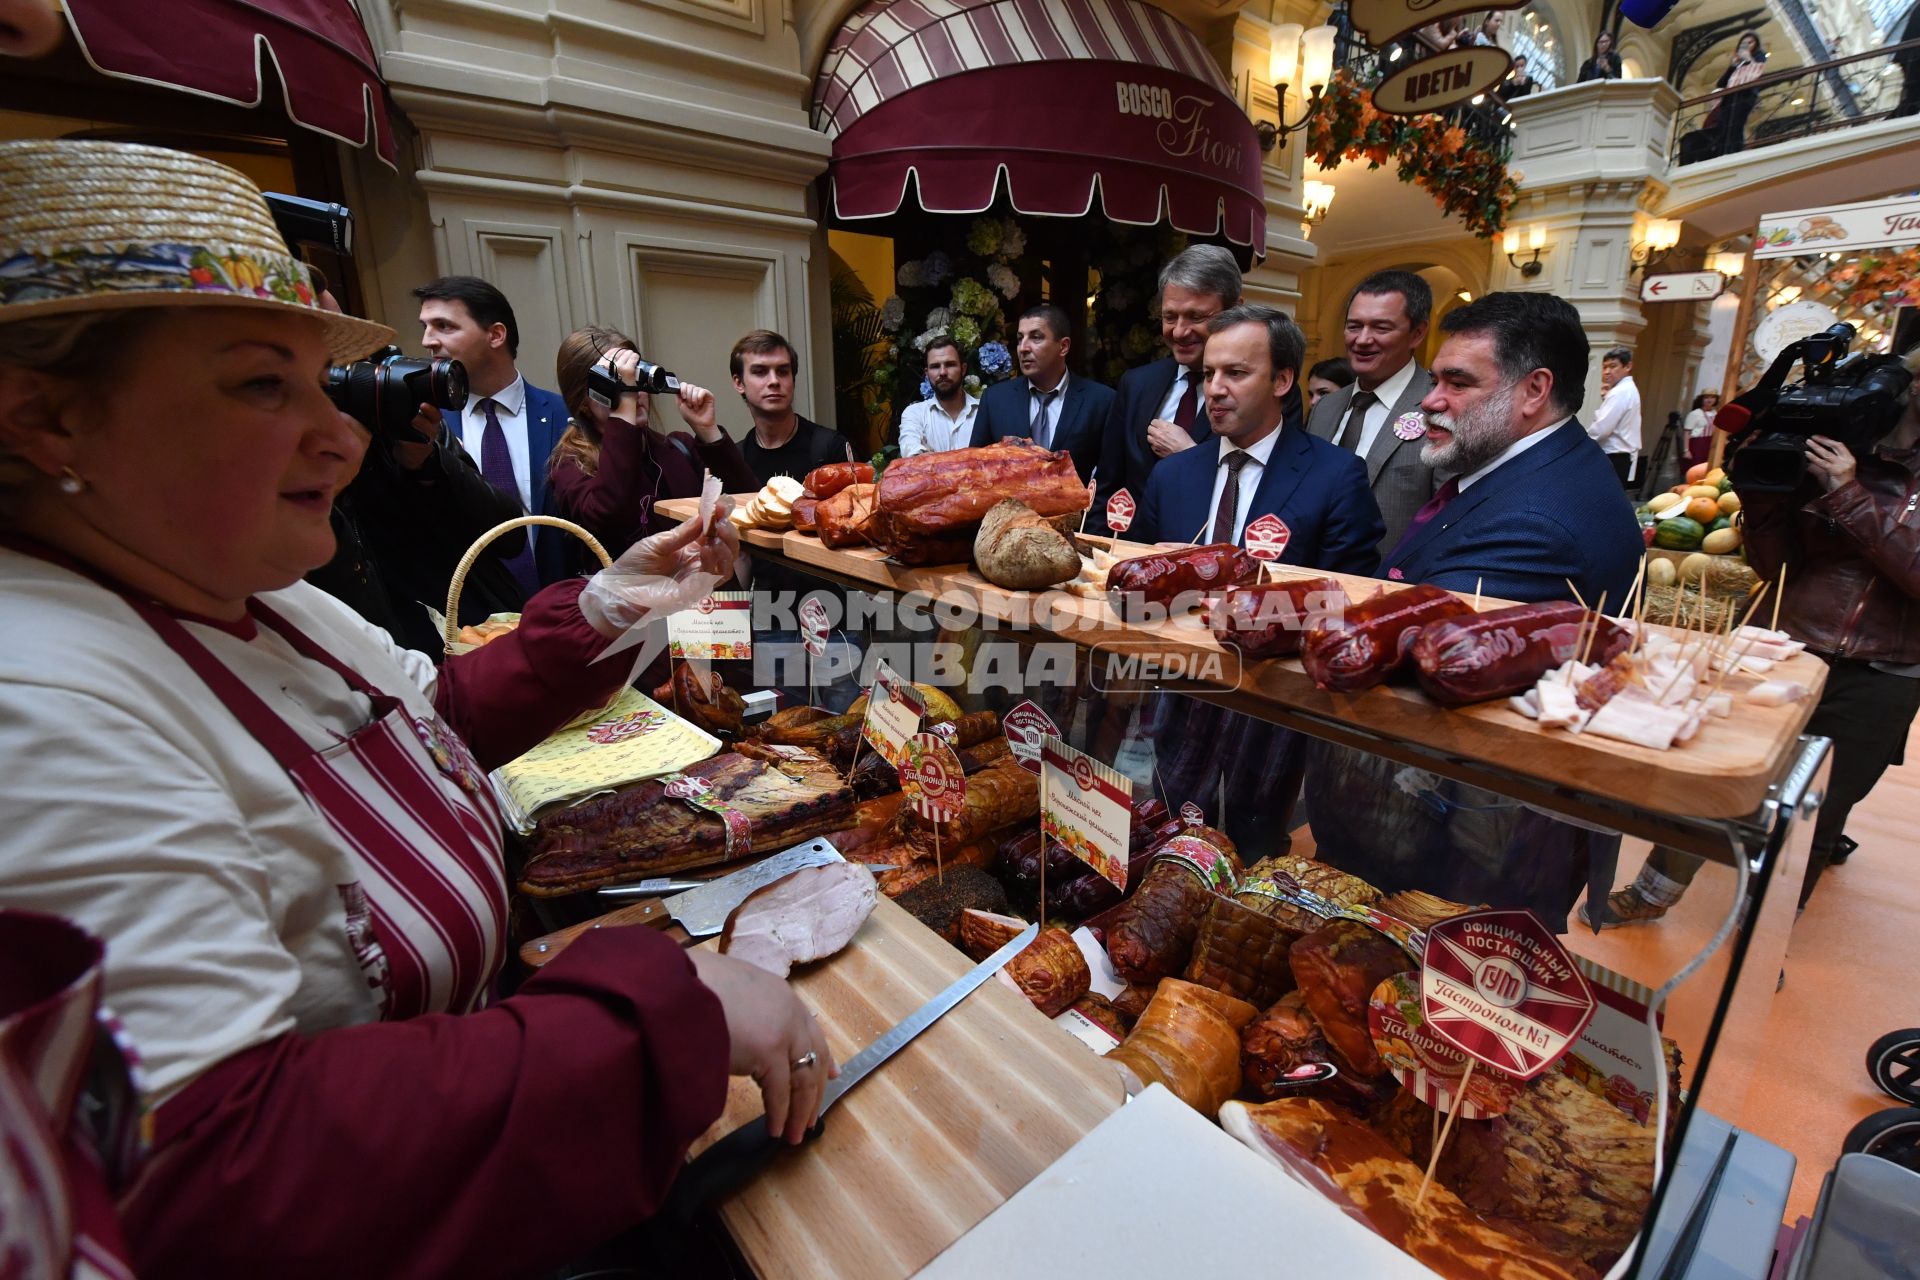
[1579,593,1610,668]
[1565,578,1588,611]
[1417,1061,1476,1208]
[1473,577,1484,612]
[1771,563,1787,632]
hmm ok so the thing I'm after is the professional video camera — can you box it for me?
[325,348,468,443]
[587,356,680,409]
[1721,324,1914,494]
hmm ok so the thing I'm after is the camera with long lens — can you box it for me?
[1724,324,1914,494]
[326,347,468,443]
[587,355,680,409]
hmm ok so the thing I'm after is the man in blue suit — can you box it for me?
[1129,306,1383,574]
[1380,291,1642,606]
[1307,292,1645,932]
[968,304,1113,481]
[417,275,571,599]
[1131,305,1383,861]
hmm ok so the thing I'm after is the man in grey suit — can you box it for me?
[1306,270,1439,557]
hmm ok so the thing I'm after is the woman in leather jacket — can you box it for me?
[1591,354,1920,927]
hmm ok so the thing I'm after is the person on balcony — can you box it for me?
[1500,55,1538,101]
[1471,13,1504,47]
[1577,31,1623,82]
[1708,32,1768,154]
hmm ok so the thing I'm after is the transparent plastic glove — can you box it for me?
[578,498,741,654]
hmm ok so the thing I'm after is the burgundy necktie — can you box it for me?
[1209,451,1254,544]
[1385,476,1461,563]
[1173,372,1201,439]
[478,398,540,598]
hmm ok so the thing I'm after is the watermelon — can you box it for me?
[1710,515,1732,533]
[1654,516,1706,550]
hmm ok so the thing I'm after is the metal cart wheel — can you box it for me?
[1866,1029,1920,1105]
[1842,1107,1920,1175]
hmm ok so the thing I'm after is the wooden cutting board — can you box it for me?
[766,531,1823,821]
[692,896,1126,1280]
[656,493,789,550]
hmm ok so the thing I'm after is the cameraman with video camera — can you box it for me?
[1594,337,1920,927]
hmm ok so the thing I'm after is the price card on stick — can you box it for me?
[1002,700,1060,774]
[666,592,752,660]
[1038,737,1134,890]
[799,596,829,708]
[1420,908,1597,1080]
[858,660,924,771]
[1105,489,1136,534]
[902,730,967,885]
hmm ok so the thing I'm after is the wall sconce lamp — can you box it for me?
[1630,218,1683,276]
[1502,224,1546,278]
[1709,249,1745,278]
[1255,23,1337,152]
[1301,179,1335,235]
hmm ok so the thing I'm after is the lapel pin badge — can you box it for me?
[1393,412,1426,442]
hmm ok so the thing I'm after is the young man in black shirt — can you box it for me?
[731,329,854,483]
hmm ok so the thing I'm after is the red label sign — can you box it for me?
[1369,973,1520,1118]
[1420,909,1597,1081]
[1106,489,1136,533]
[1180,801,1204,827]
[800,597,830,658]
[1003,700,1061,774]
[1243,513,1291,561]
[902,731,966,819]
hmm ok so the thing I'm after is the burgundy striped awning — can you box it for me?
[814,0,1266,254]
[62,0,396,166]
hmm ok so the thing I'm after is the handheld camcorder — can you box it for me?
[325,348,468,443]
[587,356,680,409]
[1722,323,1914,494]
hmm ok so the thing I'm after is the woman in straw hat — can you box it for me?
[0,140,832,1274]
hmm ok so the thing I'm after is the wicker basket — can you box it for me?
[443,515,611,657]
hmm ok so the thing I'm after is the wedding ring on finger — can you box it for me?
[792,1051,819,1071]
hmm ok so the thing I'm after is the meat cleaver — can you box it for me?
[518,839,844,967]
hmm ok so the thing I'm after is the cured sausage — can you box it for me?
[1412,601,1633,705]
[1004,927,1092,1017]
[801,461,874,500]
[1208,577,1349,659]
[1301,583,1475,692]
[1107,544,1262,622]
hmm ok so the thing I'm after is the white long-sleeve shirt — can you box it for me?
[898,394,979,455]
[1589,374,1642,457]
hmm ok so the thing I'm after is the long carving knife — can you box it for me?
[658,922,1041,1223]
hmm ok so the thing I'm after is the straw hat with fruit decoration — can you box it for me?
[0,139,391,362]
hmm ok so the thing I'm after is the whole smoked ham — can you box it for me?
[1241,991,1338,1099]
[1003,927,1091,1018]
[1290,920,1411,1077]
[652,661,746,737]
[1108,979,1258,1117]
[1237,856,1382,938]
[816,483,878,548]
[872,439,1087,552]
[1219,1098,1593,1280]
[522,750,855,895]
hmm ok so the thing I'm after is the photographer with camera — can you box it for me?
[1591,339,1920,928]
[547,325,758,568]
[307,274,533,651]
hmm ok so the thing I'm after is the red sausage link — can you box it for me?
[801,461,875,500]
[1412,601,1634,705]
[1207,578,1350,659]
[1301,583,1475,691]
[1107,543,1262,621]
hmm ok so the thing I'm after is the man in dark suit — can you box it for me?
[970,304,1113,480]
[1132,305,1384,862]
[417,275,571,595]
[1307,270,1440,559]
[1130,306,1383,573]
[1092,245,1241,535]
[1308,293,1644,932]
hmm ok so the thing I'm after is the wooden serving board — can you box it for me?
[693,896,1125,1280]
[655,493,789,551]
[767,532,1823,821]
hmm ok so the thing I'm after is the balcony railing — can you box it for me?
[1327,6,1515,159]
[1669,38,1920,165]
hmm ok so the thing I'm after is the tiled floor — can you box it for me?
[1578,715,1920,1224]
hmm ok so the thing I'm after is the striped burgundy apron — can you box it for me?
[119,593,509,1021]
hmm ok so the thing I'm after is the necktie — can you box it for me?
[1031,388,1060,449]
[1173,372,1202,439]
[1384,476,1461,564]
[1336,389,1378,452]
[1209,450,1254,545]
[478,398,540,599]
